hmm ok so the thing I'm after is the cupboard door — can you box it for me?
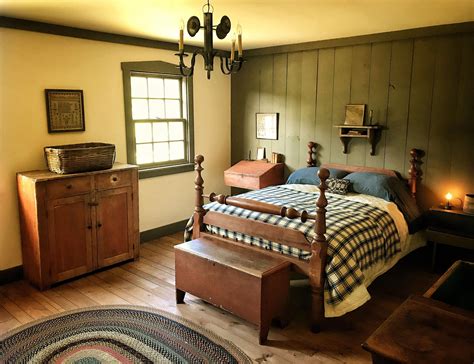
[96,187,134,267]
[47,194,94,283]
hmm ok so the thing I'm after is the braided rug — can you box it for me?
[0,305,251,363]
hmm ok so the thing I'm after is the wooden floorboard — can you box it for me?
[0,234,439,363]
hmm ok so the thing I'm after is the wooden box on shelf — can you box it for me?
[17,163,139,290]
[224,160,284,190]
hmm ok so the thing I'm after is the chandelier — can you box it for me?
[176,0,244,79]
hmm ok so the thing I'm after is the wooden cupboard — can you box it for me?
[17,164,139,290]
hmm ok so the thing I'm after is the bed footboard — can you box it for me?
[192,155,329,332]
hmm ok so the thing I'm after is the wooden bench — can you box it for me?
[174,237,290,344]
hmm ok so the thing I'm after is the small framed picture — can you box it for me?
[256,147,266,160]
[344,104,365,126]
[45,89,85,133]
[256,113,279,140]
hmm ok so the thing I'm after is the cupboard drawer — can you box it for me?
[46,176,92,199]
[96,170,132,190]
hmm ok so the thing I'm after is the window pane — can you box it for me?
[148,77,164,98]
[136,143,153,164]
[165,99,181,118]
[132,99,149,120]
[135,123,152,143]
[181,78,188,119]
[164,78,180,98]
[153,122,168,142]
[169,141,185,160]
[149,99,165,119]
[154,142,169,162]
[131,76,148,98]
[169,121,184,140]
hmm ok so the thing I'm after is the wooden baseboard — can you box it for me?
[0,220,187,286]
[0,265,23,285]
[140,219,188,243]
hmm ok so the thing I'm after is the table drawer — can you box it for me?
[46,176,92,199]
[96,170,132,190]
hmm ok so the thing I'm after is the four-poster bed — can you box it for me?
[179,142,424,332]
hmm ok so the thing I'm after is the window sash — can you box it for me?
[122,61,194,178]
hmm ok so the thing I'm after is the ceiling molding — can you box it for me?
[0,16,204,54]
[244,21,474,57]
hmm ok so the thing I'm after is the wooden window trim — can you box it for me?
[121,61,194,179]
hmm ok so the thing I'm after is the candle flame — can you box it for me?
[445,192,452,201]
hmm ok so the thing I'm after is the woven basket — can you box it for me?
[45,142,116,174]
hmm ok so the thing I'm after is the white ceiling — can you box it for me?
[1,0,473,50]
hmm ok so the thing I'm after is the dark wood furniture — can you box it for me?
[427,207,474,269]
[189,143,423,332]
[175,237,290,344]
[17,163,139,290]
[363,261,474,363]
[224,160,284,190]
[333,125,382,155]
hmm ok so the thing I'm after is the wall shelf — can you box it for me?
[334,125,383,155]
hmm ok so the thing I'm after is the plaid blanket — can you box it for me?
[184,185,400,306]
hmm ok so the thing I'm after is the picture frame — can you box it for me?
[256,113,279,140]
[256,147,266,160]
[45,89,85,133]
[344,104,365,126]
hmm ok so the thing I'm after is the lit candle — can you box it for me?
[230,34,236,63]
[237,24,243,57]
[179,19,184,53]
[445,192,453,209]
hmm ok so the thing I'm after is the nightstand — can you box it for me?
[224,160,284,190]
[427,207,474,270]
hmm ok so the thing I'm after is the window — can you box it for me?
[121,61,194,179]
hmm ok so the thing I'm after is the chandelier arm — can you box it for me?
[219,55,233,75]
[177,50,201,77]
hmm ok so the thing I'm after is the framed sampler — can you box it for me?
[45,89,85,133]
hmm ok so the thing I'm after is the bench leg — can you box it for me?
[259,321,270,345]
[176,288,186,304]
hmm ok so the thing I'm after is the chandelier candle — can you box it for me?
[237,24,243,57]
[231,35,236,63]
[179,19,184,53]
[175,0,245,79]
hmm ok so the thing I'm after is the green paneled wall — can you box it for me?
[231,32,474,209]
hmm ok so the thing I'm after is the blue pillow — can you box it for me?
[343,172,421,230]
[286,167,349,185]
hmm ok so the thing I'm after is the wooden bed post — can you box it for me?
[193,155,205,239]
[307,142,317,167]
[309,167,329,333]
[408,149,423,199]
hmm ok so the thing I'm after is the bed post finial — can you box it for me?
[408,149,423,199]
[307,141,317,167]
[193,155,205,238]
[309,167,329,333]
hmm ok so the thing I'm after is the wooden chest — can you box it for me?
[363,262,474,363]
[17,163,139,290]
[175,237,290,344]
[224,160,284,190]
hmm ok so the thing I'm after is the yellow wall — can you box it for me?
[0,28,231,270]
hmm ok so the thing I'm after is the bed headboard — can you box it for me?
[306,142,423,200]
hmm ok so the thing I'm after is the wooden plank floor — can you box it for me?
[0,233,439,363]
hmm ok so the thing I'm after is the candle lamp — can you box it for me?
[445,192,453,210]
